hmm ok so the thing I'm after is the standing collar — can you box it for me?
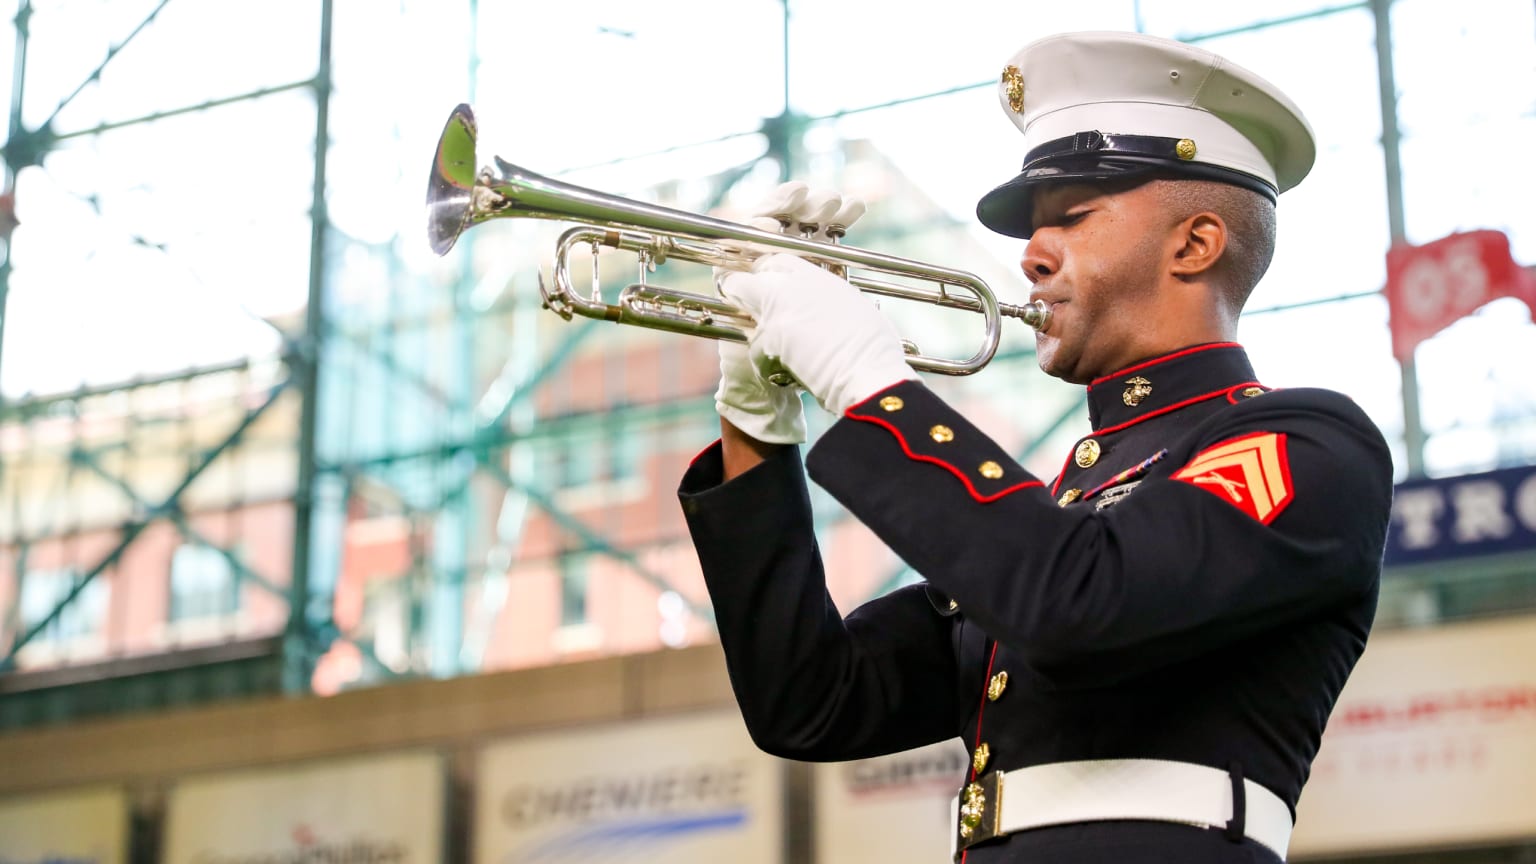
[1084,342,1259,430]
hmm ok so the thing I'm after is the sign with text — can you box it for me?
[1385,229,1536,360]
[162,750,443,864]
[0,786,126,864]
[814,739,968,862]
[1386,462,1536,567]
[1291,615,1536,856]
[475,712,782,864]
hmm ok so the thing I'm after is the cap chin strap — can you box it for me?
[975,130,1281,238]
[1020,131,1279,203]
[1024,130,1189,169]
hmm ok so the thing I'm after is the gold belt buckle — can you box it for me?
[954,769,1005,859]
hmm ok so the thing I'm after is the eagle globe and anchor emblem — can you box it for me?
[959,781,988,840]
[1123,376,1153,406]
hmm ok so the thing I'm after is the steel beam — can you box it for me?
[67,445,287,600]
[1371,0,1423,477]
[2,379,290,668]
[283,0,334,694]
[36,0,172,132]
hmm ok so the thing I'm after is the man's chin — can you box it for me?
[1034,341,1092,385]
[1033,337,1056,374]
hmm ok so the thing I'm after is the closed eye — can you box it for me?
[1038,209,1091,230]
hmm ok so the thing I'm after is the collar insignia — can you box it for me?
[1123,376,1153,407]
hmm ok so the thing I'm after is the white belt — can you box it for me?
[948,759,1292,860]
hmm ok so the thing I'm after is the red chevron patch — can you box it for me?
[1172,432,1293,524]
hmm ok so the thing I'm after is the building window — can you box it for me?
[560,553,590,626]
[360,577,413,674]
[17,568,108,660]
[561,432,602,489]
[169,543,240,623]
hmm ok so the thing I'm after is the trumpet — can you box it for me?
[426,103,1049,376]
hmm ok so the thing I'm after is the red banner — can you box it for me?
[1384,230,1536,360]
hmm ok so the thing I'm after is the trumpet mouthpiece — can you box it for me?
[1006,299,1052,331]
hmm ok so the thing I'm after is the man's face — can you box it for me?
[1021,180,1177,384]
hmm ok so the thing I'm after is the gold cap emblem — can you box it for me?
[1074,439,1100,468]
[1001,65,1024,113]
[1175,138,1197,160]
[1123,376,1153,407]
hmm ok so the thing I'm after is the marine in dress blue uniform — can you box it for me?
[679,31,1393,863]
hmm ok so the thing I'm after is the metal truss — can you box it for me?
[1,374,290,670]
[0,0,1436,714]
[0,0,340,693]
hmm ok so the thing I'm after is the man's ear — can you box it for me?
[1169,212,1227,279]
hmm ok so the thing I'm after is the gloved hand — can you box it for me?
[711,182,878,441]
[747,180,869,242]
[721,252,917,416]
[712,200,809,444]
[716,337,806,444]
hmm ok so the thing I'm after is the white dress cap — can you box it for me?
[976,31,1316,238]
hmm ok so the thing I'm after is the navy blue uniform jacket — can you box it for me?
[678,343,1393,862]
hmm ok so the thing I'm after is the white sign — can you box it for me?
[1292,615,1536,856]
[163,750,443,864]
[815,740,968,863]
[475,711,782,864]
[0,786,127,864]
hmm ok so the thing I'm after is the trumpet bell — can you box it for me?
[426,104,482,255]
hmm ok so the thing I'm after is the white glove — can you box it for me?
[710,183,876,440]
[716,337,807,444]
[748,180,869,242]
[713,210,807,444]
[721,252,917,416]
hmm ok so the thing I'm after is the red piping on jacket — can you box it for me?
[1087,342,1242,389]
[845,411,1044,503]
[959,641,1002,864]
[688,438,724,470]
[1049,381,1262,497]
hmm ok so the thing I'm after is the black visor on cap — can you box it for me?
[976,131,1279,238]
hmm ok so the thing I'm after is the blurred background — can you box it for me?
[0,1,1533,862]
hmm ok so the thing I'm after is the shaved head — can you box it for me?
[1147,178,1277,319]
